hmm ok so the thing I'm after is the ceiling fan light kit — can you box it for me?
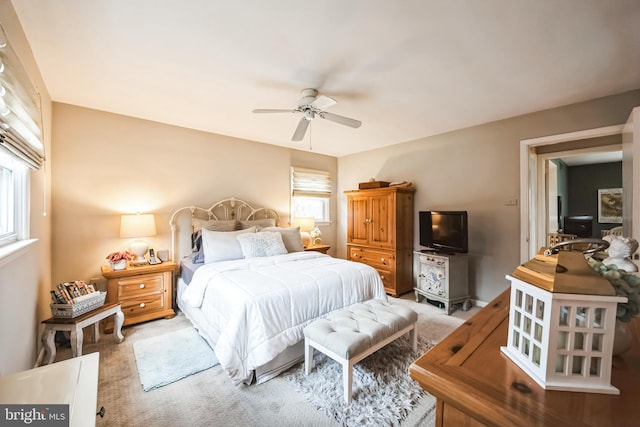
[253,88,361,141]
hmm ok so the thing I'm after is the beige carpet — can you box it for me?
[54,295,476,426]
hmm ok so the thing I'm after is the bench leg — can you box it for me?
[410,325,417,352]
[41,329,56,365]
[70,326,84,357]
[343,360,353,404]
[113,309,125,343]
[93,321,101,343]
[304,338,313,375]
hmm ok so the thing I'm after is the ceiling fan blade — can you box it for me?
[252,109,299,114]
[319,111,362,128]
[292,117,310,141]
[310,95,336,110]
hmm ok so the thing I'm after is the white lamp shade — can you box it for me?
[292,216,315,232]
[120,214,157,262]
[120,214,157,238]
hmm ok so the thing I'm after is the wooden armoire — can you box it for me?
[345,186,415,296]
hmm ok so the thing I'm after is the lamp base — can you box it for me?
[129,240,149,265]
[129,257,148,266]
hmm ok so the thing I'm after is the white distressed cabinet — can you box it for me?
[413,251,469,314]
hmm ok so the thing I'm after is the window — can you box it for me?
[0,24,41,248]
[0,149,27,247]
[290,167,331,223]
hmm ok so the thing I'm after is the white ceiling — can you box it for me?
[10,1,640,157]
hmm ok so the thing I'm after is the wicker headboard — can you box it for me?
[169,197,280,262]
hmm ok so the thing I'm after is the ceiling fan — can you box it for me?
[252,88,362,141]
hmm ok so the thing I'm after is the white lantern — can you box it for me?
[501,250,626,394]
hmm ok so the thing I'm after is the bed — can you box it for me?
[169,197,387,385]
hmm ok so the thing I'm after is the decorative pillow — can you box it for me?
[239,218,277,229]
[236,232,287,258]
[191,219,239,261]
[202,226,257,264]
[261,227,304,253]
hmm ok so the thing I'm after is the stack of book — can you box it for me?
[51,280,97,304]
[50,281,106,318]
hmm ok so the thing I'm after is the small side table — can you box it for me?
[35,302,125,367]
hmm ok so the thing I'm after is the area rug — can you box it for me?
[133,327,219,391]
[285,335,434,427]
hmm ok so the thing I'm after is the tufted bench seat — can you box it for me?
[303,299,418,403]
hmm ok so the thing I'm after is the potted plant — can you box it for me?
[106,251,133,270]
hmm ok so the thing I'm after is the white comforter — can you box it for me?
[182,251,387,384]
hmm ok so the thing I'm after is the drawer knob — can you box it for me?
[380,258,385,262]
[139,283,145,288]
[139,303,145,308]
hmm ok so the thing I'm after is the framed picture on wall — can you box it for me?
[598,188,623,223]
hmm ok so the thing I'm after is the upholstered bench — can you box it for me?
[303,299,418,403]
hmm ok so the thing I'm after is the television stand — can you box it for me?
[413,251,470,315]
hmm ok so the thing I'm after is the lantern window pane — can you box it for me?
[534,323,543,342]
[515,289,523,307]
[592,334,603,352]
[557,331,568,350]
[524,316,532,334]
[514,311,521,328]
[590,357,601,377]
[522,337,530,357]
[572,356,584,375]
[535,299,545,320]
[533,345,541,366]
[576,307,588,328]
[559,306,570,326]
[525,294,533,314]
[574,332,585,350]
[555,354,566,373]
[593,308,604,328]
[513,330,520,349]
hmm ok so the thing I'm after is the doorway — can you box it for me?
[519,124,625,262]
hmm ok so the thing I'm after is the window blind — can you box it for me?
[291,167,331,198]
[0,25,44,170]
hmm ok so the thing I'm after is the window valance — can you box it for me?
[291,167,332,198]
[0,25,43,169]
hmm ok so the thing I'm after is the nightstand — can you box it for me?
[101,261,177,330]
[304,244,330,254]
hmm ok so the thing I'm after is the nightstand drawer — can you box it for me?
[117,274,164,299]
[121,294,165,318]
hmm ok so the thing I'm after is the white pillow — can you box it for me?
[202,226,256,263]
[261,227,304,253]
[236,232,287,258]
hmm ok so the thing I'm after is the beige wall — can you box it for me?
[338,90,640,304]
[51,103,337,288]
[0,0,52,374]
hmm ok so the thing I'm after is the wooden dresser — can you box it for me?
[409,289,640,427]
[101,261,177,330]
[345,186,415,296]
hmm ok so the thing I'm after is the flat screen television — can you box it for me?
[563,215,593,238]
[419,211,468,254]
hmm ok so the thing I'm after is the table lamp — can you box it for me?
[293,217,315,248]
[120,213,157,265]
